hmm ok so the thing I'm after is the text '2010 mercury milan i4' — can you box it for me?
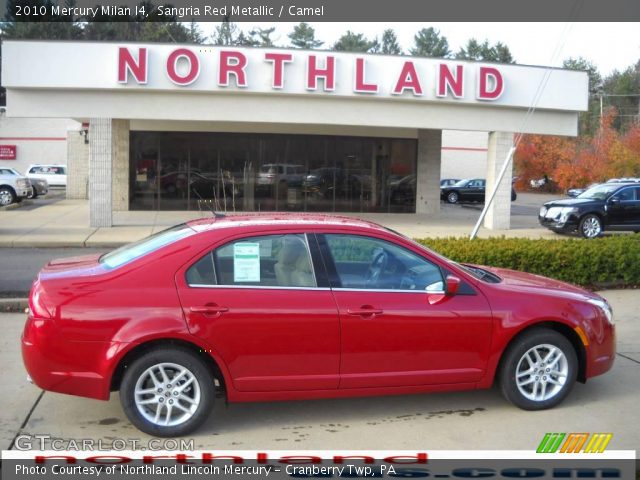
[539,182,640,238]
[22,214,615,436]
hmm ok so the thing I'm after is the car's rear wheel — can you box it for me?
[0,187,16,206]
[447,191,459,204]
[579,214,602,238]
[499,329,577,410]
[120,347,215,437]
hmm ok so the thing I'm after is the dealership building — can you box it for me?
[2,40,587,228]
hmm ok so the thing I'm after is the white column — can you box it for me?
[112,120,130,212]
[66,129,90,200]
[89,118,113,228]
[416,129,442,215]
[484,131,514,230]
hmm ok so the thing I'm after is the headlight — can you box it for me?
[588,298,613,324]
[16,179,30,188]
[559,207,578,222]
[539,206,548,217]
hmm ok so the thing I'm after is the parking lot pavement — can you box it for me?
[3,290,638,452]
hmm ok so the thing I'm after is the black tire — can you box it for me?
[578,214,603,239]
[446,191,459,204]
[0,186,16,206]
[120,347,216,437]
[499,328,577,410]
[27,188,37,199]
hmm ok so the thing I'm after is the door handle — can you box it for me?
[190,305,229,316]
[347,306,383,317]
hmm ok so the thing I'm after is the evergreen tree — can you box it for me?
[248,26,277,47]
[332,31,376,53]
[455,38,515,63]
[288,22,323,49]
[410,27,449,58]
[379,29,402,55]
[212,17,240,45]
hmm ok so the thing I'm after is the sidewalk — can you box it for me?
[0,195,560,248]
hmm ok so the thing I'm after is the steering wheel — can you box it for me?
[366,250,389,287]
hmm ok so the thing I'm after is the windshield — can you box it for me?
[577,184,619,200]
[453,179,469,187]
[100,224,194,269]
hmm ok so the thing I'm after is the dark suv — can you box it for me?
[539,182,640,238]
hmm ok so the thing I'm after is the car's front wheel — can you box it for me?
[0,187,16,206]
[579,214,602,239]
[120,347,216,437]
[499,329,577,410]
[447,191,459,204]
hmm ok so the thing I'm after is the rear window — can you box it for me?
[29,166,66,174]
[100,224,194,269]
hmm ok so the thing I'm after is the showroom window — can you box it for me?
[130,132,417,213]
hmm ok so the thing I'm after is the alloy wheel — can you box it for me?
[134,362,201,427]
[581,216,601,238]
[515,344,568,402]
[0,189,13,206]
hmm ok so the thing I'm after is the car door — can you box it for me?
[175,232,341,392]
[317,233,493,389]
[607,186,640,228]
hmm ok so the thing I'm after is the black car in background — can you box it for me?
[440,178,517,204]
[388,176,460,206]
[539,182,640,238]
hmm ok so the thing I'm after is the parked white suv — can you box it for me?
[257,163,305,187]
[26,164,67,187]
[0,167,32,206]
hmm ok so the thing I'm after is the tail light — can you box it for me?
[29,280,53,319]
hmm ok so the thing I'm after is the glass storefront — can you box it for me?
[130,132,417,213]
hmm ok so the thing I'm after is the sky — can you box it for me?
[199,22,640,76]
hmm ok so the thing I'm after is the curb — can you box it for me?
[0,298,29,313]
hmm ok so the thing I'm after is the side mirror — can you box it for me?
[609,196,620,204]
[445,275,461,296]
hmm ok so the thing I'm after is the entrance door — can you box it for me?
[318,233,493,389]
[176,233,340,392]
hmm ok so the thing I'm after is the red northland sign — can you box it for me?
[117,47,505,100]
[0,145,17,160]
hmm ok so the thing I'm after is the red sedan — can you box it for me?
[22,214,615,436]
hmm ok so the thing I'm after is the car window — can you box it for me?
[29,167,39,174]
[323,234,443,291]
[189,234,317,288]
[0,168,16,175]
[100,224,194,269]
[578,184,619,200]
[615,188,634,201]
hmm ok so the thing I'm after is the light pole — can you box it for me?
[596,83,604,126]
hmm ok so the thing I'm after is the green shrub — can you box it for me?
[415,235,640,289]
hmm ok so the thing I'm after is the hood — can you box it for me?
[480,265,597,299]
[544,197,601,207]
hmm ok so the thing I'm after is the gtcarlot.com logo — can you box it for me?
[537,433,613,453]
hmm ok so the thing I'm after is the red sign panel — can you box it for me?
[0,145,17,160]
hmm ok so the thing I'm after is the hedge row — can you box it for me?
[415,235,640,289]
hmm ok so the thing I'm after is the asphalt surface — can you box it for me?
[0,247,108,297]
[2,290,638,453]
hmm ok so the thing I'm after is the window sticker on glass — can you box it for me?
[233,242,261,282]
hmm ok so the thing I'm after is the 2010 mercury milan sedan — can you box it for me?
[22,214,615,437]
